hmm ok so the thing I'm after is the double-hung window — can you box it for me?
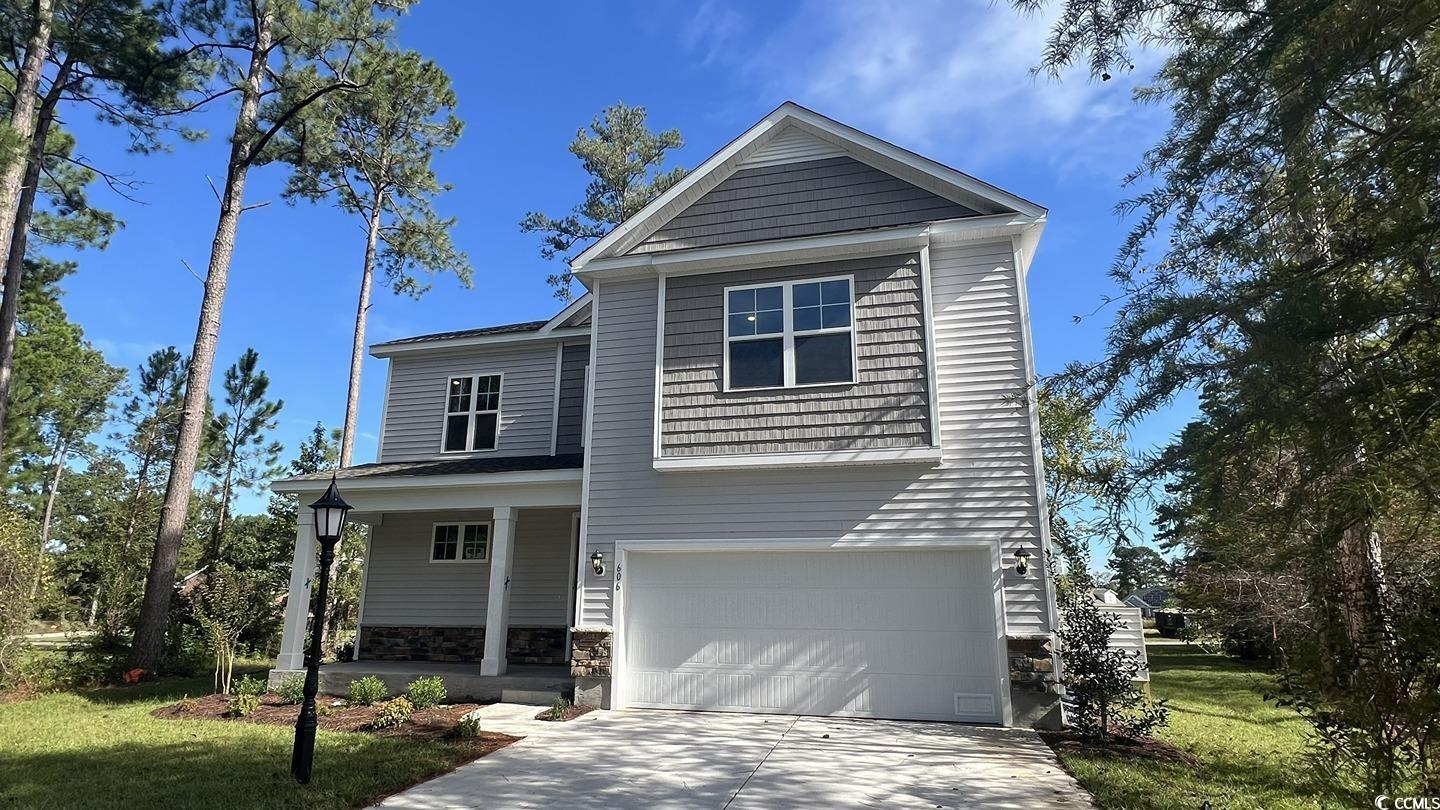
[430,522,489,562]
[725,276,855,390]
[442,374,501,452]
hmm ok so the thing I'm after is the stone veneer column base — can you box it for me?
[1008,635,1063,729]
[357,625,569,664]
[570,627,613,709]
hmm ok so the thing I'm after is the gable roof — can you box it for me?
[570,101,1046,271]
[369,293,593,357]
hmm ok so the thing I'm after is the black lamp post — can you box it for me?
[291,476,351,785]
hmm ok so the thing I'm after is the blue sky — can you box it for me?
[54,0,1189,522]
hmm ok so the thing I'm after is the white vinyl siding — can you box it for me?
[379,342,556,462]
[582,239,1050,635]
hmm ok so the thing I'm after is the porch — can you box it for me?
[268,455,585,702]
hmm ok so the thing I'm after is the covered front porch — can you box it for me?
[268,455,584,703]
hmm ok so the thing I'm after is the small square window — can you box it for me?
[727,284,783,337]
[433,523,489,562]
[431,524,459,560]
[729,338,784,389]
[462,524,489,560]
[725,276,856,389]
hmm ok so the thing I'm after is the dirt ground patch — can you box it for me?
[1042,730,1202,766]
[153,693,517,748]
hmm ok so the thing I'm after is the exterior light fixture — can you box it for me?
[590,551,606,576]
[1013,547,1034,576]
[292,476,352,785]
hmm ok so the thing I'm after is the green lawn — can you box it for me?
[0,670,492,809]
[1055,644,1365,809]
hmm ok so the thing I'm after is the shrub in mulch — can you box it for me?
[535,703,595,722]
[154,692,517,750]
[1041,730,1202,766]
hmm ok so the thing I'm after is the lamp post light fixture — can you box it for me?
[1013,546,1034,576]
[291,476,352,785]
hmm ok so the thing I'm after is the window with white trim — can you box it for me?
[431,522,490,562]
[442,374,501,452]
[725,276,855,390]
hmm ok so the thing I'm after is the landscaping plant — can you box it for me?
[191,565,263,695]
[225,692,260,718]
[1053,555,1168,742]
[548,696,572,721]
[406,676,446,709]
[449,714,482,739]
[370,696,413,730]
[230,675,265,698]
[348,675,388,706]
[276,673,304,705]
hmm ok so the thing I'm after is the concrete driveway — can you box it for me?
[380,709,1090,809]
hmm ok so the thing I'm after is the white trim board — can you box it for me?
[652,446,942,472]
[272,467,582,494]
[369,325,591,358]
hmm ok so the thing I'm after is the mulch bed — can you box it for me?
[534,703,595,722]
[153,693,517,749]
[1041,730,1202,766]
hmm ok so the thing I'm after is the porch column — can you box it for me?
[480,506,516,676]
[276,515,316,671]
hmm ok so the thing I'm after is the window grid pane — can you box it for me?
[462,524,489,560]
[728,285,783,337]
[725,278,855,389]
[432,525,459,560]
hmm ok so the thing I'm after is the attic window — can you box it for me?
[724,276,855,391]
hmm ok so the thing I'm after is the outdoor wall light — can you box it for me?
[590,551,606,576]
[1013,547,1034,576]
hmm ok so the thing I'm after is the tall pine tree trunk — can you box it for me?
[0,0,52,276]
[128,7,273,671]
[30,436,66,597]
[339,200,382,468]
[0,54,67,464]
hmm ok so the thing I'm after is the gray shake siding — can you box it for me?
[631,156,980,254]
[555,341,589,454]
[379,342,556,462]
[582,239,1052,634]
[660,253,932,456]
[361,507,573,628]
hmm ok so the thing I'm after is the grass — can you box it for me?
[1054,644,1365,809]
[0,668,491,809]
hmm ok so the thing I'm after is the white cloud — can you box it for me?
[691,0,1168,179]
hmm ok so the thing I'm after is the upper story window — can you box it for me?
[724,276,855,390]
[442,374,501,452]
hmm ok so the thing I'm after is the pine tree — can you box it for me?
[520,102,685,299]
[278,45,469,468]
[203,348,283,563]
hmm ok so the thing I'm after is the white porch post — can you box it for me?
[276,513,316,671]
[480,506,516,676]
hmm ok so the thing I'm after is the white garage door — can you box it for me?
[622,548,1004,723]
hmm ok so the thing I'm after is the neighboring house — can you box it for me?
[269,102,1061,727]
[1124,593,1155,618]
[1134,585,1171,608]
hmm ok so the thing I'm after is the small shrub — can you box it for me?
[406,676,446,709]
[276,673,305,705]
[548,696,572,721]
[230,674,265,698]
[175,695,200,713]
[316,703,331,717]
[226,693,260,718]
[449,714,482,738]
[347,675,387,706]
[370,696,413,730]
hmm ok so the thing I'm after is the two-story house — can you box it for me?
[271,102,1060,728]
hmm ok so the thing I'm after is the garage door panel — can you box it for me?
[623,549,1004,723]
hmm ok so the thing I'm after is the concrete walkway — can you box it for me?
[381,710,1090,809]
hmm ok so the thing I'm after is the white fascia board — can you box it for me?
[271,467,583,494]
[575,213,1043,282]
[652,446,942,472]
[369,325,592,358]
[538,293,592,334]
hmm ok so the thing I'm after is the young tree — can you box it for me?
[278,45,470,468]
[102,347,188,632]
[520,102,685,299]
[1037,383,1130,569]
[203,348,283,562]
[128,0,413,672]
[190,563,263,694]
